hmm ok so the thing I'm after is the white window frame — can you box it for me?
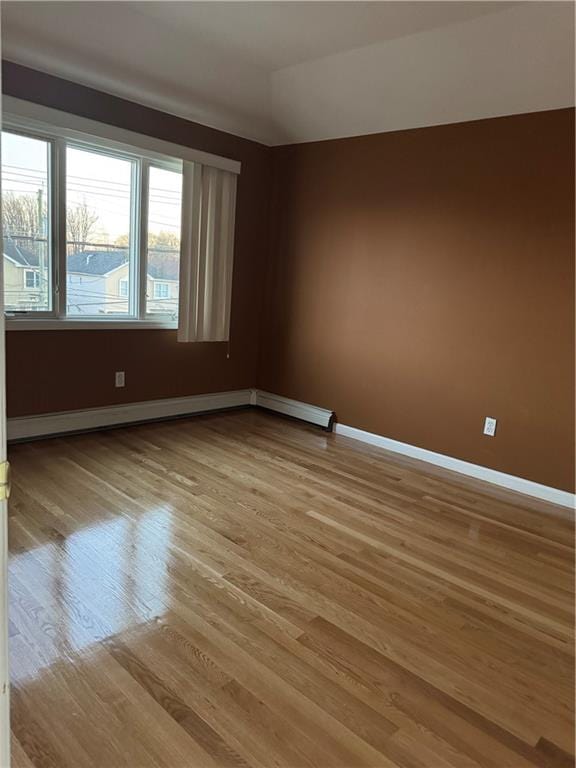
[23,270,40,289]
[153,281,170,299]
[2,113,185,331]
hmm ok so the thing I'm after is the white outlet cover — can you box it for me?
[483,417,497,436]
[115,371,125,388]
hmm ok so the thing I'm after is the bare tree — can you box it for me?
[67,199,100,252]
[114,231,180,250]
[149,230,180,250]
[2,192,45,239]
[114,233,129,248]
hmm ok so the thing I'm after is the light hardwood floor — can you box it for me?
[7,409,575,768]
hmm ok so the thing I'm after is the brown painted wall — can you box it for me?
[259,109,575,492]
[3,63,574,491]
[3,62,272,417]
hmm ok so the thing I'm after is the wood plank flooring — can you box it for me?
[7,409,575,768]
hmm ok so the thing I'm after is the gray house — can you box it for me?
[3,242,179,316]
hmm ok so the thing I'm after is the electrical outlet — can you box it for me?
[483,417,497,437]
[115,371,125,388]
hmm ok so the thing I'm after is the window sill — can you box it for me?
[5,318,178,331]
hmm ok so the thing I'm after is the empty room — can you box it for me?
[0,2,574,767]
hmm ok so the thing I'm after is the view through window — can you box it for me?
[146,166,182,317]
[1,131,52,312]
[66,146,135,316]
[1,125,183,323]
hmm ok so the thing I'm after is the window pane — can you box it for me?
[66,147,134,316]
[2,132,52,312]
[146,166,181,318]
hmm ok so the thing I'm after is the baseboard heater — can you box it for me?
[252,390,334,430]
[7,389,254,442]
[7,389,334,441]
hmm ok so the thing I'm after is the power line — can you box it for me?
[4,170,182,211]
[3,164,182,194]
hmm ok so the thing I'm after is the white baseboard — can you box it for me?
[8,389,253,441]
[334,423,575,510]
[253,390,334,429]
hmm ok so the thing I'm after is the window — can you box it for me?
[24,270,40,289]
[1,131,52,312]
[66,147,135,316]
[146,166,182,318]
[153,282,170,299]
[2,123,183,325]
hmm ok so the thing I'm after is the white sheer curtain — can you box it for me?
[178,161,238,342]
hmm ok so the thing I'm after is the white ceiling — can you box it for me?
[2,1,574,145]
[132,1,511,70]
